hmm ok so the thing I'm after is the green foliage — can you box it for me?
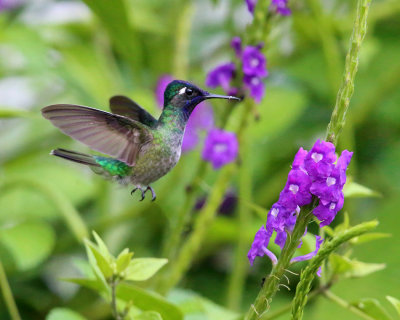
[46,308,87,320]
[351,298,393,320]
[386,296,400,316]
[329,254,386,278]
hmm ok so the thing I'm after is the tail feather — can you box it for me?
[51,148,100,167]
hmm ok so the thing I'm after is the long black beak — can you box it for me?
[204,93,241,101]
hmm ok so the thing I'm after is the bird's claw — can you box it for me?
[131,186,156,201]
[131,188,138,196]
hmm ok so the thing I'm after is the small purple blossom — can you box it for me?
[291,235,323,263]
[231,37,242,57]
[304,139,337,179]
[155,74,173,107]
[242,46,268,77]
[205,62,236,94]
[271,0,291,16]
[313,194,344,227]
[279,169,312,208]
[248,226,277,266]
[245,0,257,14]
[202,129,239,169]
[243,75,265,103]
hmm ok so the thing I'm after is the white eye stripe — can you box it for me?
[179,87,187,95]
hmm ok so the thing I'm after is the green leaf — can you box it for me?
[343,181,381,198]
[351,298,393,320]
[330,254,386,278]
[84,240,113,279]
[0,221,55,271]
[116,249,133,274]
[117,283,183,320]
[125,258,168,281]
[386,296,400,315]
[136,311,163,320]
[92,231,113,260]
[63,278,105,293]
[46,308,87,320]
[350,232,391,245]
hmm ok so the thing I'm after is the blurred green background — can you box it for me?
[0,0,399,319]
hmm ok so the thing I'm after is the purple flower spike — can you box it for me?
[291,235,323,263]
[279,169,312,207]
[155,75,173,107]
[231,37,242,57]
[202,129,239,169]
[242,46,268,77]
[245,0,257,14]
[243,75,265,103]
[248,226,277,266]
[271,0,291,16]
[304,139,337,179]
[205,62,236,94]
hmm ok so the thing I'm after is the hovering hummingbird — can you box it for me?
[42,80,240,201]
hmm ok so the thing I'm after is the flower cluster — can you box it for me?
[155,75,239,168]
[245,0,291,16]
[248,139,353,266]
[206,37,268,103]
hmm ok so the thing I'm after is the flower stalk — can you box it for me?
[0,261,21,320]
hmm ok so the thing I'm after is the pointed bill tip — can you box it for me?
[204,93,241,102]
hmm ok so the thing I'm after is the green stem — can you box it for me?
[0,177,88,242]
[156,165,235,295]
[325,0,372,144]
[0,260,21,320]
[290,220,378,320]
[110,279,120,320]
[323,290,375,320]
[244,207,314,320]
[226,100,253,310]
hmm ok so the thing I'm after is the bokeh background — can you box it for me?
[0,0,399,319]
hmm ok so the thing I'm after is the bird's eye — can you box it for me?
[186,88,193,96]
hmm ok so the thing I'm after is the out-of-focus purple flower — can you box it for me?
[248,226,277,266]
[291,235,323,263]
[245,0,257,14]
[155,74,173,107]
[304,139,337,179]
[205,62,236,94]
[242,46,268,77]
[231,37,242,57]
[243,75,265,103]
[279,169,312,208]
[271,0,291,16]
[202,128,239,169]
[0,0,22,11]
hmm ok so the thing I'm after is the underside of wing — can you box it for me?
[109,95,158,127]
[41,104,153,166]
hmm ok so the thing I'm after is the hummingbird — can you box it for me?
[42,80,240,201]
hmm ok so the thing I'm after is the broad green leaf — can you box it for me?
[117,283,183,320]
[125,258,168,281]
[351,298,392,320]
[386,296,400,315]
[46,308,87,320]
[330,254,385,278]
[116,249,134,274]
[84,240,113,279]
[350,233,391,245]
[136,311,163,320]
[343,181,381,198]
[0,221,55,271]
[92,231,113,260]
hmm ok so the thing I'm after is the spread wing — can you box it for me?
[109,95,158,127]
[41,104,154,166]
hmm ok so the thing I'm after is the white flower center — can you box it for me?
[289,184,299,194]
[311,152,323,163]
[271,208,279,217]
[251,77,260,85]
[213,143,227,153]
[250,58,259,68]
[326,177,336,186]
[329,203,336,210]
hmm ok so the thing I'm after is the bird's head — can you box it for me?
[163,80,240,119]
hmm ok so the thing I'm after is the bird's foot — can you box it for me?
[131,186,156,201]
[145,186,157,202]
[131,188,138,196]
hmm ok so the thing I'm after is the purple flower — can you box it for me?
[304,139,337,179]
[0,0,22,11]
[247,226,277,266]
[242,46,268,77]
[271,0,291,16]
[292,147,308,170]
[231,37,242,57]
[279,169,312,208]
[202,129,239,169]
[291,235,323,263]
[245,0,257,14]
[313,195,344,227]
[274,208,298,249]
[155,74,173,107]
[205,62,236,94]
[243,75,265,103]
